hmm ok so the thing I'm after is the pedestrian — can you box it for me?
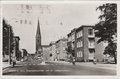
[93,57,96,65]
[72,57,76,65]
[12,57,16,67]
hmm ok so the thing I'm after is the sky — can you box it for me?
[2,3,103,53]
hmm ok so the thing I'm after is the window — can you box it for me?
[77,41,83,48]
[88,29,93,35]
[77,52,79,57]
[77,41,80,48]
[77,32,79,38]
[77,31,83,38]
[78,42,80,47]
[78,42,79,47]
[80,31,83,37]
[80,51,83,57]
[80,41,83,47]
[77,51,83,57]
[89,40,94,47]
[77,42,78,48]
[72,34,75,41]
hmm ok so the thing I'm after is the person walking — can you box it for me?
[93,57,96,65]
[12,57,16,67]
[72,57,76,65]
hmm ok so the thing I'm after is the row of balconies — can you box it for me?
[68,41,95,49]
[88,34,95,38]
[68,34,95,42]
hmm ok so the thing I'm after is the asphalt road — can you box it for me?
[3,58,116,75]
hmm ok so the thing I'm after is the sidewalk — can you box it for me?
[2,62,11,70]
[2,61,22,70]
[47,61,116,70]
[76,62,116,70]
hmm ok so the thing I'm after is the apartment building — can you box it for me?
[49,42,57,61]
[56,38,68,61]
[13,36,21,61]
[42,45,50,61]
[67,25,105,62]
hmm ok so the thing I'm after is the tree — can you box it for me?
[66,42,75,57]
[94,3,117,64]
[3,19,14,56]
[3,19,9,56]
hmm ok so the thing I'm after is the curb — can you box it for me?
[2,65,12,70]
[2,62,20,70]
[45,61,116,70]
[45,61,70,65]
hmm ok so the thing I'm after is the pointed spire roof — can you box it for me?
[36,19,41,37]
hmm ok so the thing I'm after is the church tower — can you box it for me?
[36,19,42,54]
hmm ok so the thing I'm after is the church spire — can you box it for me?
[36,19,41,38]
[36,19,42,53]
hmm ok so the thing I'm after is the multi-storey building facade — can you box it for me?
[56,38,68,61]
[42,45,50,61]
[49,42,57,61]
[68,29,76,53]
[67,25,105,62]
[13,36,21,61]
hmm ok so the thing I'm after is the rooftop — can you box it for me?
[67,25,94,37]
[56,37,67,43]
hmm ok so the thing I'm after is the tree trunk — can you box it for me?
[113,52,117,64]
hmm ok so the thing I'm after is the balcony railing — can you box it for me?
[88,45,95,48]
[88,34,95,38]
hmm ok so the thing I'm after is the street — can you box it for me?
[3,58,116,75]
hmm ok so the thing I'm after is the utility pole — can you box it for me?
[14,37,16,61]
[8,26,11,65]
